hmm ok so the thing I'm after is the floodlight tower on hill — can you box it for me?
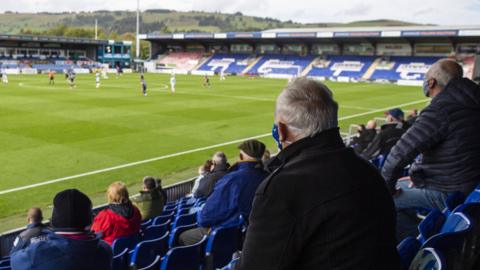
[136,0,140,59]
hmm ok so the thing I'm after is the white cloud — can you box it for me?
[0,0,479,25]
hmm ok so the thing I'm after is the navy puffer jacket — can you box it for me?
[382,78,480,194]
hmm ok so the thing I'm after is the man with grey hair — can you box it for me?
[194,151,229,198]
[237,77,399,270]
[382,59,480,239]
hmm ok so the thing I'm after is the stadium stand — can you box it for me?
[247,54,315,77]
[197,53,255,74]
[370,56,441,81]
[156,52,204,72]
[307,55,376,81]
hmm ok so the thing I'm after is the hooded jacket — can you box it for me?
[382,78,480,194]
[91,202,142,245]
[10,229,112,270]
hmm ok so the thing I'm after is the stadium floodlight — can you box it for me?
[136,0,140,59]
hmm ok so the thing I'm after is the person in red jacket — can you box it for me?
[92,182,142,245]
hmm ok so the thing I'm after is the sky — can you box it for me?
[1,0,480,25]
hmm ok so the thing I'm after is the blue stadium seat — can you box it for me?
[164,205,178,212]
[220,257,240,270]
[397,237,421,270]
[421,213,473,269]
[112,248,129,270]
[409,248,445,270]
[160,235,207,270]
[465,191,480,204]
[143,223,169,241]
[443,192,466,216]
[0,260,9,267]
[137,256,161,270]
[452,203,480,268]
[172,212,197,229]
[130,231,169,269]
[112,234,141,256]
[153,213,174,225]
[169,223,198,248]
[205,226,242,270]
[418,209,445,243]
[0,266,11,270]
[141,219,153,231]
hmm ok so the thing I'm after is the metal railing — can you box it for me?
[0,177,196,257]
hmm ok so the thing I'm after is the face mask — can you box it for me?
[272,123,283,150]
[422,79,430,97]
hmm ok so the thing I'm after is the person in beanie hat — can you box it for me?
[179,139,268,246]
[361,107,408,160]
[10,189,112,270]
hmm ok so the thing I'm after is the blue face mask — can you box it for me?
[422,79,430,97]
[272,124,282,150]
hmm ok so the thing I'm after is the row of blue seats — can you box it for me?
[113,197,242,270]
[398,187,480,270]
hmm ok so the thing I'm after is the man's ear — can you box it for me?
[428,78,436,90]
[278,122,289,142]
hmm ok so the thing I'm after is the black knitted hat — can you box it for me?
[51,189,92,230]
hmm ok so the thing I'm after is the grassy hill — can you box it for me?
[0,10,424,36]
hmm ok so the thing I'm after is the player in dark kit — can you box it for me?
[203,75,211,88]
[140,75,147,96]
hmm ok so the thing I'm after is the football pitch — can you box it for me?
[0,73,428,231]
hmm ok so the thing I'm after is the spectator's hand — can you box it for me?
[398,176,415,188]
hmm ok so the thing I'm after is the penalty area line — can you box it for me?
[0,98,429,195]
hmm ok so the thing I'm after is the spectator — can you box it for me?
[180,140,268,246]
[92,182,142,245]
[11,189,112,270]
[132,176,167,221]
[361,108,408,160]
[191,160,213,195]
[350,120,377,153]
[193,152,229,198]
[237,78,399,270]
[382,59,480,239]
[406,109,418,126]
[13,207,46,244]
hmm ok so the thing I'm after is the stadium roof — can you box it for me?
[142,25,480,41]
[0,34,133,46]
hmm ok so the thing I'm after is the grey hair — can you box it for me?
[426,59,463,88]
[276,77,338,138]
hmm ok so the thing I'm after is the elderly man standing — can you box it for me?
[382,59,480,239]
[238,78,399,270]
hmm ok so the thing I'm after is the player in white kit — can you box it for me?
[1,70,8,85]
[170,74,176,94]
[95,71,101,88]
[220,70,226,81]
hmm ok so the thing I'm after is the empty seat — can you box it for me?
[397,237,421,270]
[205,226,242,270]
[130,231,169,269]
[112,234,141,256]
[465,191,480,204]
[421,212,472,269]
[153,213,174,225]
[160,235,207,270]
[409,248,445,270]
[141,219,153,231]
[143,223,169,241]
[137,256,161,270]
[417,209,445,243]
[112,248,129,270]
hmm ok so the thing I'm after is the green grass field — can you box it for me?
[0,73,428,232]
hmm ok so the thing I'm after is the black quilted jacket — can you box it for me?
[382,78,480,194]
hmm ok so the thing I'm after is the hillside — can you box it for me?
[0,10,424,36]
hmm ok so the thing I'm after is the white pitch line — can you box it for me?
[0,98,430,195]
